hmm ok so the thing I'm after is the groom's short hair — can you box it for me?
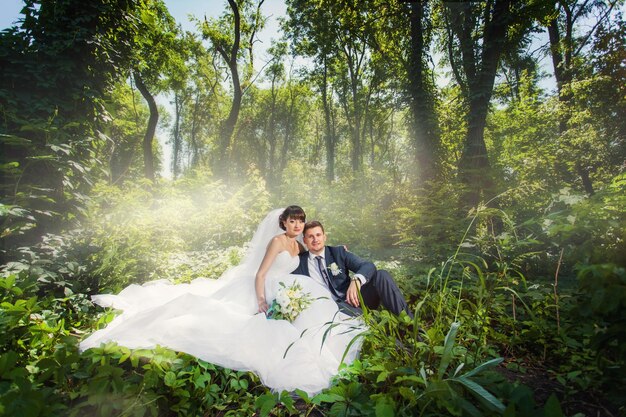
[304,220,325,234]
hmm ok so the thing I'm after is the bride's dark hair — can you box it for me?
[279,205,306,230]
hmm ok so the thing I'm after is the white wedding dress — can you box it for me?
[79,209,363,395]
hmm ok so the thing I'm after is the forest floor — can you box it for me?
[497,362,620,417]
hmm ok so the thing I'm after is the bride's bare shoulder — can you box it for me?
[272,233,287,242]
[266,233,287,249]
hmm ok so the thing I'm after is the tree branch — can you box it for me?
[574,0,619,57]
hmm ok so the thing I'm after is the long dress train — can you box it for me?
[79,209,363,394]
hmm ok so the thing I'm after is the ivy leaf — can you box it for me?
[375,396,395,417]
[254,393,276,417]
[329,401,348,417]
[544,394,564,417]
[164,371,177,387]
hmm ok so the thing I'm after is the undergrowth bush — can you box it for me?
[83,172,271,291]
[279,163,401,254]
[2,171,625,416]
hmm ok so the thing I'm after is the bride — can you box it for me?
[79,206,363,394]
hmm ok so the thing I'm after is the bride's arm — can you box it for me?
[255,236,282,313]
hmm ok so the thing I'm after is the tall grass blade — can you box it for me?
[339,332,366,365]
[437,322,460,379]
[460,357,503,379]
[455,376,505,413]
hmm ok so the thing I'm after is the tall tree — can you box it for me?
[133,72,160,181]
[286,0,378,175]
[201,0,266,178]
[106,84,150,184]
[285,0,338,180]
[371,0,441,183]
[442,0,532,204]
[0,0,142,247]
[544,0,622,195]
[406,0,440,183]
[131,0,185,181]
[175,38,224,172]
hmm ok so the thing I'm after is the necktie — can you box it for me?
[315,256,335,296]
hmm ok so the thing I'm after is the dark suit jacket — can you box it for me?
[292,245,376,300]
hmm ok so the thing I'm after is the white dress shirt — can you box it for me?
[307,252,328,288]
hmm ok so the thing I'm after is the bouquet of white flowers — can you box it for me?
[266,281,313,322]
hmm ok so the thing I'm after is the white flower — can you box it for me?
[328,262,342,276]
[276,292,290,307]
[267,281,313,322]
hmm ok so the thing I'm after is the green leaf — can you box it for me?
[377,370,390,383]
[398,387,415,401]
[163,371,177,387]
[543,394,564,417]
[294,388,310,403]
[437,322,460,379]
[455,376,505,413]
[460,357,503,379]
[375,396,395,417]
[229,378,240,390]
[280,391,295,411]
[313,393,345,404]
[254,393,276,417]
[329,401,348,417]
[118,348,131,365]
[0,351,19,375]
[194,373,211,389]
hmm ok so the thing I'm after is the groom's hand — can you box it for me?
[346,280,361,307]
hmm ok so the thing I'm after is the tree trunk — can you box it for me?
[321,58,335,182]
[190,93,200,167]
[214,0,243,178]
[447,0,512,206]
[349,65,362,172]
[407,0,439,184]
[171,92,182,179]
[267,76,278,185]
[546,2,594,195]
[134,72,158,182]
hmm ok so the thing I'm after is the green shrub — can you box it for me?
[574,263,626,402]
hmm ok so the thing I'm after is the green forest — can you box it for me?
[1,0,625,416]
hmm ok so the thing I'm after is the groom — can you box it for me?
[293,220,412,317]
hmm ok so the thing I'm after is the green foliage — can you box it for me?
[1,1,624,415]
[4,170,624,416]
[352,316,507,417]
[395,180,468,263]
[542,175,626,266]
[487,73,561,198]
[69,345,261,417]
[0,0,145,249]
[103,83,152,184]
[0,0,142,124]
[0,265,267,417]
[280,164,401,254]
[574,263,626,400]
[0,129,98,250]
[83,173,270,290]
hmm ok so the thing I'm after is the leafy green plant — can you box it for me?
[341,306,509,417]
[542,175,626,267]
[574,263,626,402]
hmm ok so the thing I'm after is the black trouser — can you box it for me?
[337,270,412,318]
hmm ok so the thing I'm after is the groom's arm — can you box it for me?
[342,249,376,283]
[332,246,376,307]
[291,254,308,276]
